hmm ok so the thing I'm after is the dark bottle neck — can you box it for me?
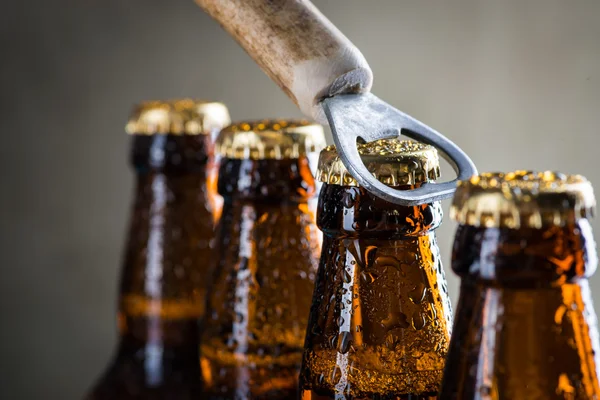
[452,220,598,287]
[441,221,600,399]
[217,156,317,204]
[117,134,216,349]
[317,183,443,239]
[130,134,213,173]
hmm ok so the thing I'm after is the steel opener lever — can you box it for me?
[195,0,477,205]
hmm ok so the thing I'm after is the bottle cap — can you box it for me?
[451,170,596,229]
[316,139,440,187]
[215,119,326,159]
[125,99,230,135]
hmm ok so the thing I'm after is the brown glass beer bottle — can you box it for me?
[299,140,453,399]
[200,120,326,399]
[86,99,230,399]
[440,171,600,400]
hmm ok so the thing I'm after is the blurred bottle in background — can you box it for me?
[299,140,452,400]
[441,171,600,400]
[200,120,325,399]
[85,99,230,399]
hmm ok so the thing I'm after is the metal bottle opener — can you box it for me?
[195,0,477,205]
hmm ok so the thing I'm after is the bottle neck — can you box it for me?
[130,134,213,173]
[117,135,217,350]
[317,184,443,239]
[452,221,598,287]
[217,156,317,203]
[442,221,600,398]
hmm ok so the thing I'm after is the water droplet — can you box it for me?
[360,271,377,284]
[364,245,378,266]
[337,331,353,354]
[555,304,568,325]
[343,270,352,284]
[337,316,345,326]
[374,255,402,272]
[384,333,399,349]
[380,311,410,331]
[342,191,356,208]
[331,365,342,382]
[409,283,427,304]
[235,312,244,323]
[329,334,338,348]
[428,305,437,321]
[412,312,426,330]
[365,219,379,229]
[344,239,364,267]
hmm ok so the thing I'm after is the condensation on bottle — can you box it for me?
[85,99,230,399]
[200,120,326,399]
[441,171,600,400]
[299,139,453,400]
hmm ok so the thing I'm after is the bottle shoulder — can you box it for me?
[300,233,452,398]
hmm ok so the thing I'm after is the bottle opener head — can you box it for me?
[322,93,478,206]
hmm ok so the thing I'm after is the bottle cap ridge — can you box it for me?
[215,119,326,160]
[316,139,440,187]
[451,171,596,229]
[126,99,231,135]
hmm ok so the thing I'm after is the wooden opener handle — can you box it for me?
[195,0,373,123]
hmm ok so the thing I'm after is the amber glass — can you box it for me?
[86,134,218,399]
[200,156,321,399]
[440,222,600,399]
[299,183,453,399]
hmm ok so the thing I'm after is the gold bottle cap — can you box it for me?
[215,119,326,159]
[125,99,231,135]
[316,139,440,187]
[450,171,596,229]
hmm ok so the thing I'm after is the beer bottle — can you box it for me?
[200,120,326,399]
[440,171,600,400]
[86,99,230,399]
[299,140,453,399]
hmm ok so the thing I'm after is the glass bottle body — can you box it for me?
[300,184,452,399]
[87,135,217,399]
[440,222,600,400]
[200,157,321,399]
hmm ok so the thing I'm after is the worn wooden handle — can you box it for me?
[195,0,373,123]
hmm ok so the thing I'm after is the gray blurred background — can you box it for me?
[1,0,599,398]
